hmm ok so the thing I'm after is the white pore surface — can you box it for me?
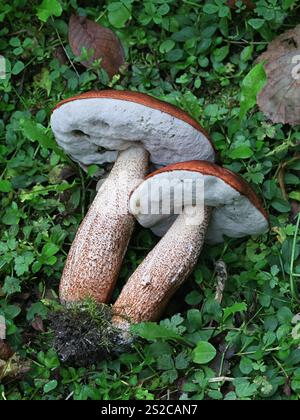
[129,171,268,244]
[50,98,215,167]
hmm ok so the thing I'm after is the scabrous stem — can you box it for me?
[59,146,149,304]
[112,205,212,332]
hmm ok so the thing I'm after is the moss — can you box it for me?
[49,300,123,366]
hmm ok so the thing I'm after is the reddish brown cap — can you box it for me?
[51,90,215,167]
[129,161,269,243]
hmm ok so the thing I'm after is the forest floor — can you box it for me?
[0,0,300,400]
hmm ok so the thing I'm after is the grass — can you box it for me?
[0,0,300,400]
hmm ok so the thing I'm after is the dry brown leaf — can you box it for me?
[0,355,30,383]
[0,340,13,361]
[291,200,300,222]
[257,49,300,125]
[227,0,254,9]
[256,25,300,125]
[31,315,44,332]
[68,15,125,78]
[53,46,68,65]
[257,24,300,64]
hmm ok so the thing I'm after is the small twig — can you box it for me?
[65,391,74,400]
[208,376,234,383]
[53,18,80,79]
[214,260,228,304]
[278,163,288,201]
[290,212,300,302]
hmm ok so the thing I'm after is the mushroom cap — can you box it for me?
[50,90,215,168]
[129,161,269,244]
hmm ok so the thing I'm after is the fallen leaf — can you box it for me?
[256,24,300,64]
[53,46,68,65]
[48,164,76,184]
[31,315,45,332]
[68,15,125,78]
[290,200,300,222]
[255,24,300,125]
[257,50,300,125]
[283,377,292,397]
[227,0,254,9]
[0,354,30,382]
[0,340,13,361]
[0,315,5,339]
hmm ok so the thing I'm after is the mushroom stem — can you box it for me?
[60,146,148,304]
[112,205,212,332]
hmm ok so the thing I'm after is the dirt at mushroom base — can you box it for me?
[49,299,128,366]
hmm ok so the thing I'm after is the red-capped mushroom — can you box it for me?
[50,91,215,306]
[112,161,268,334]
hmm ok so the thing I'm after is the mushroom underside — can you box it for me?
[130,170,268,243]
[50,97,214,167]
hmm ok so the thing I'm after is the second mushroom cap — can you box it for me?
[129,161,269,243]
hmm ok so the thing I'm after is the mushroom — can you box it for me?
[50,91,215,306]
[112,161,269,335]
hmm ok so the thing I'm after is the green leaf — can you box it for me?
[14,253,35,276]
[11,61,25,75]
[37,0,62,23]
[248,19,265,30]
[283,0,297,9]
[27,302,48,321]
[228,145,253,159]
[3,304,21,320]
[192,341,217,364]
[87,165,99,177]
[240,45,253,62]
[42,243,59,258]
[234,379,258,398]
[185,291,202,305]
[159,39,175,54]
[175,352,190,370]
[212,45,229,62]
[20,119,63,155]
[107,2,132,28]
[187,309,202,331]
[3,276,21,295]
[203,4,219,14]
[43,380,58,393]
[131,322,182,341]
[0,180,12,193]
[282,0,298,10]
[239,62,267,119]
[223,302,247,321]
[157,354,174,370]
[277,307,293,325]
[289,191,300,201]
[165,48,183,62]
[240,357,253,375]
[2,203,23,226]
[160,314,186,334]
[271,199,291,213]
[20,183,74,203]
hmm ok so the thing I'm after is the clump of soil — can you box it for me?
[49,301,121,366]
